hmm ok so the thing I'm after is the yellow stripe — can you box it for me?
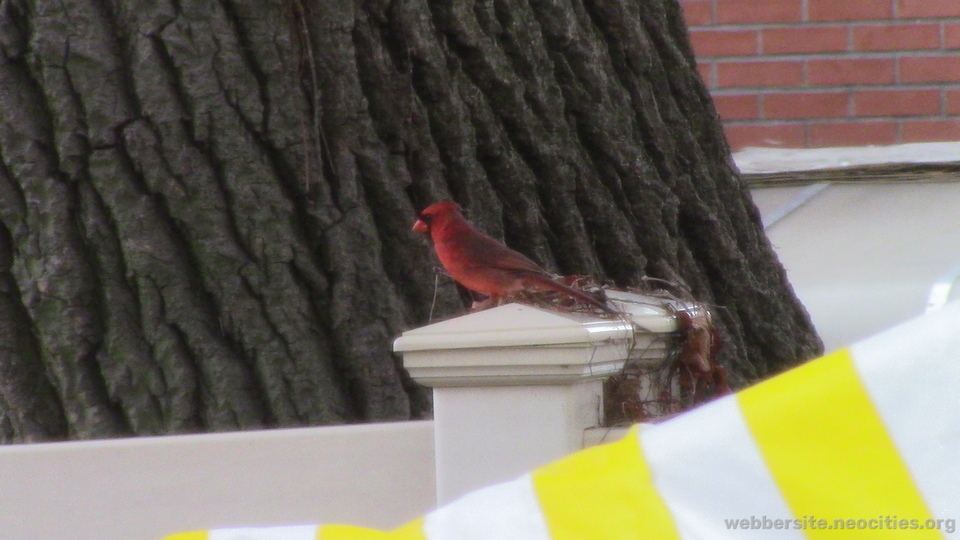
[161,532,206,540]
[533,425,681,540]
[738,348,937,538]
[318,518,425,540]
[390,517,426,538]
[318,519,424,540]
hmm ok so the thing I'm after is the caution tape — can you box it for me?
[165,301,960,539]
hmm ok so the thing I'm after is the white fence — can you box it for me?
[0,421,434,539]
[0,293,673,540]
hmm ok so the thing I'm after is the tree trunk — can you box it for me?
[0,0,822,443]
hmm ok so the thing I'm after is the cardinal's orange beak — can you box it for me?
[412,219,429,234]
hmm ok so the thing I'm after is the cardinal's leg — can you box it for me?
[470,295,501,311]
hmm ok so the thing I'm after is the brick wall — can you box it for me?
[681,0,960,149]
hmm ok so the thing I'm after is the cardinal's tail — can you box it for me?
[520,272,617,314]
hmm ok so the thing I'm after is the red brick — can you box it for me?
[901,119,960,142]
[898,0,960,18]
[724,123,806,150]
[852,23,940,51]
[697,61,714,87]
[761,26,849,55]
[713,94,761,120]
[716,0,803,24]
[945,89,960,115]
[944,23,960,49]
[900,56,960,83]
[809,121,898,147]
[809,0,894,21]
[807,58,896,86]
[853,89,941,116]
[763,91,850,120]
[717,60,805,88]
[680,0,713,26]
[690,29,759,57]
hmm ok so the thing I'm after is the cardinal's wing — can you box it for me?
[454,228,546,274]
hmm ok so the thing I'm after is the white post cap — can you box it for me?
[394,290,679,387]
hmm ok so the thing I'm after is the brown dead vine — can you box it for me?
[604,285,731,426]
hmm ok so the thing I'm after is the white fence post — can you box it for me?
[394,292,677,504]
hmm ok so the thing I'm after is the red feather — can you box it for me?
[414,201,614,313]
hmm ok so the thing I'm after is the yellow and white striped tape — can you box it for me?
[165,301,960,540]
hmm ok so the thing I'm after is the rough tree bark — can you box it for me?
[0,0,822,443]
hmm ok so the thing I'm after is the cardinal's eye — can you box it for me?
[420,214,433,223]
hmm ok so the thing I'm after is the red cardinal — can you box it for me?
[413,201,615,313]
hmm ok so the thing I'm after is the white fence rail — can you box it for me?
[0,421,434,540]
[0,292,675,540]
